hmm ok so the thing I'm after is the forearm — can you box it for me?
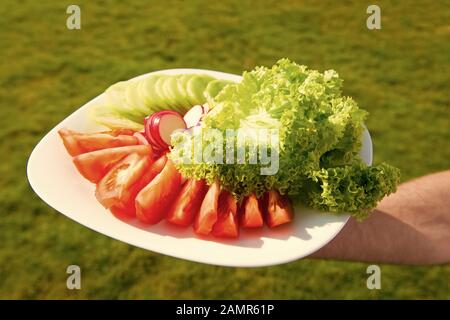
[311,170,450,265]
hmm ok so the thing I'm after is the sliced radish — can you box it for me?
[183,105,204,128]
[144,115,164,149]
[145,110,186,150]
[133,132,149,145]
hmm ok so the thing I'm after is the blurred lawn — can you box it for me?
[1,0,449,299]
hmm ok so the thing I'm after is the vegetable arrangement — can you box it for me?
[58,59,400,239]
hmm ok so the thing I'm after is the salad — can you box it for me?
[58,59,400,239]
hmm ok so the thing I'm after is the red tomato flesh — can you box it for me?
[58,128,138,156]
[109,155,167,217]
[212,190,239,238]
[95,153,152,212]
[240,193,264,228]
[135,159,182,224]
[193,181,221,236]
[166,179,208,227]
[265,190,294,228]
[72,145,152,183]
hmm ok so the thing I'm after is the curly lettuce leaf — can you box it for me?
[301,162,401,220]
[170,59,400,217]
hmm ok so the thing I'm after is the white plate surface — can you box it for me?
[27,69,372,267]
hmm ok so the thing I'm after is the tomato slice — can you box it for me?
[166,179,208,227]
[135,159,182,224]
[58,129,84,156]
[110,155,167,217]
[265,190,294,228]
[72,145,152,183]
[193,181,221,236]
[240,193,264,228]
[108,129,135,136]
[95,153,152,211]
[212,190,239,238]
[58,128,138,156]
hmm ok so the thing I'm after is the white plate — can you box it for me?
[27,69,373,267]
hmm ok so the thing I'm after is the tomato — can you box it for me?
[166,179,208,227]
[58,129,84,156]
[265,190,294,228]
[108,129,135,136]
[212,190,239,238]
[72,145,152,183]
[193,181,221,236]
[240,193,264,228]
[95,153,152,212]
[135,159,182,224]
[110,155,167,216]
[58,128,139,156]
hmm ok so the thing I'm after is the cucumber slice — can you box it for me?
[176,75,194,108]
[204,79,232,102]
[109,104,144,123]
[139,74,163,110]
[90,105,144,131]
[125,80,149,114]
[162,76,184,112]
[104,81,129,107]
[175,74,194,112]
[154,75,171,108]
[186,75,215,105]
[105,80,146,122]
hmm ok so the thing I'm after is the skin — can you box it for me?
[311,170,450,265]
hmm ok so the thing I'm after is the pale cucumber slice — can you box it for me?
[154,75,171,108]
[109,104,145,123]
[176,75,194,109]
[125,80,149,114]
[105,80,146,122]
[204,79,232,102]
[174,75,194,112]
[104,81,129,107]
[139,74,164,110]
[162,76,184,112]
[186,75,215,105]
[90,105,144,131]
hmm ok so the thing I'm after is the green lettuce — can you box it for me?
[170,59,400,218]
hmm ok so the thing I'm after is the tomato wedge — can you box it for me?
[108,155,167,217]
[72,145,152,183]
[95,153,152,211]
[135,159,182,224]
[166,179,208,227]
[212,190,239,238]
[193,181,221,236]
[58,128,138,156]
[265,190,294,228]
[240,193,264,228]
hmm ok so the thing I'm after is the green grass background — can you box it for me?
[1,0,449,299]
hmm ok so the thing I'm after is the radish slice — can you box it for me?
[183,105,204,128]
[133,132,149,145]
[145,115,164,149]
[145,110,186,149]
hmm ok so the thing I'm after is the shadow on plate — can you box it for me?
[109,206,343,249]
